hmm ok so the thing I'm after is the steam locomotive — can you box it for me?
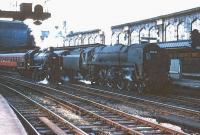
[0,20,35,52]
[61,43,169,92]
[9,43,170,93]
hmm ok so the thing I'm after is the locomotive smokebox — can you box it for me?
[20,3,32,14]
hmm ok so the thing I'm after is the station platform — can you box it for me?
[173,78,200,89]
[0,95,27,135]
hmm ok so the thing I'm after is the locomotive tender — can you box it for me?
[0,43,170,93]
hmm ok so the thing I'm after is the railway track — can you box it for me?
[3,81,139,134]
[0,83,88,135]
[55,83,200,133]
[172,95,200,105]
[142,94,200,110]
[50,82,200,133]
[60,82,200,118]
[1,70,199,110]
[0,76,186,135]
[0,69,20,77]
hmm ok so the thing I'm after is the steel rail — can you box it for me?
[0,83,88,135]
[64,83,200,115]
[9,104,41,135]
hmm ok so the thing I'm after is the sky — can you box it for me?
[0,0,200,47]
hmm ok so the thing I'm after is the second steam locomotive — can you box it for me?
[0,20,35,52]
[13,43,170,93]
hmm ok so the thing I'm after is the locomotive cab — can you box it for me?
[143,43,170,90]
[126,43,170,92]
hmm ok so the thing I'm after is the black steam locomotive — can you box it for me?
[16,43,170,93]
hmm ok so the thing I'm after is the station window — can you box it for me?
[111,33,118,45]
[192,19,200,32]
[178,22,189,40]
[140,28,149,43]
[131,31,139,44]
[94,35,101,44]
[83,37,89,44]
[118,33,128,45]
[166,24,177,41]
[89,37,94,44]
[149,27,159,39]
